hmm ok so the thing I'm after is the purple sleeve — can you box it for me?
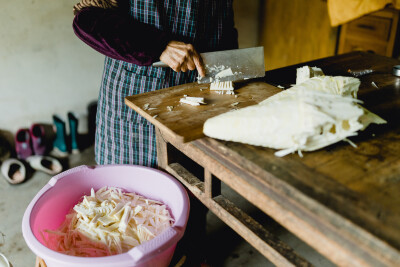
[72,7,171,65]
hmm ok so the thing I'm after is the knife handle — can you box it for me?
[152,61,169,68]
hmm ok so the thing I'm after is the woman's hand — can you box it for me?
[159,41,206,77]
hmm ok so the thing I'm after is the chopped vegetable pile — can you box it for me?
[42,187,174,257]
[203,66,386,157]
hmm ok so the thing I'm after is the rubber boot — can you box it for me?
[52,115,68,157]
[87,101,97,146]
[68,112,79,154]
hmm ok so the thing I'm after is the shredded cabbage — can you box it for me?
[42,186,174,257]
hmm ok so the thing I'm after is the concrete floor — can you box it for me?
[0,147,334,267]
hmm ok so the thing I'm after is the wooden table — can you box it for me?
[125,52,400,266]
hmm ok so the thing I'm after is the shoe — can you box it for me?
[68,112,79,154]
[0,158,26,184]
[87,101,97,146]
[0,133,12,162]
[52,115,68,157]
[30,124,46,155]
[0,252,10,267]
[26,155,62,175]
[15,129,33,160]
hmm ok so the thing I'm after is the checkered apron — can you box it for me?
[95,0,236,166]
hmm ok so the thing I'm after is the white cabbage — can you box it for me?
[203,71,386,157]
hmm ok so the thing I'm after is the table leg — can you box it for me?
[156,128,169,170]
[205,169,221,198]
[155,128,312,266]
[156,128,210,264]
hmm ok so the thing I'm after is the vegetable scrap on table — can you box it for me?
[179,96,206,106]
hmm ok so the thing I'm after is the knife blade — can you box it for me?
[152,46,265,84]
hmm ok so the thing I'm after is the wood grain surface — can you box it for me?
[125,80,282,143]
[260,0,338,70]
[263,52,400,243]
[338,8,400,57]
[126,52,400,266]
[194,52,400,265]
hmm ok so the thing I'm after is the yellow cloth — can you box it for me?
[327,0,400,26]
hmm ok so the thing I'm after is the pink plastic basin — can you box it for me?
[22,165,189,267]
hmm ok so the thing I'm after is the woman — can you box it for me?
[73,0,238,167]
[73,1,238,264]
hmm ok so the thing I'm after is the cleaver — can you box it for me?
[152,46,265,84]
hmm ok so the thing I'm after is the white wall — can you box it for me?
[0,0,104,133]
[0,0,261,134]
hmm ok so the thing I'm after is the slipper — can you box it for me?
[0,252,10,267]
[26,155,62,175]
[0,158,26,184]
